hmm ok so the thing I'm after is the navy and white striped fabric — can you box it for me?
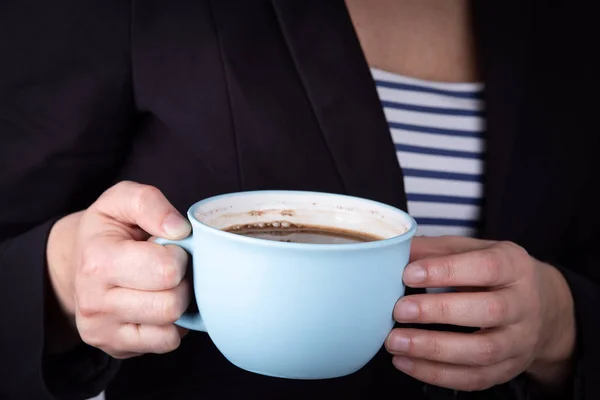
[371,68,485,237]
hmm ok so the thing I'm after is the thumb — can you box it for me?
[91,181,191,239]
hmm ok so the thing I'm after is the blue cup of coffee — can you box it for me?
[155,190,416,379]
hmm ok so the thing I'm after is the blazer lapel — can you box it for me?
[475,1,595,257]
[270,0,408,210]
[250,0,553,243]
[472,1,538,242]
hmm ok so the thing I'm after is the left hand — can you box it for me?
[386,236,576,391]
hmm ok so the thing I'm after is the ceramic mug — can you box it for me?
[155,190,416,379]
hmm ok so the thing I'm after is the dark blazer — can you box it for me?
[1,1,598,399]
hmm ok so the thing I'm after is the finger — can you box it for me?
[393,291,519,328]
[92,181,191,240]
[104,280,191,325]
[110,328,189,358]
[386,327,520,367]
[409,236,494,263]
[115,323,186,354]
[81,239,188,291]
[403,243,523,288]
[391,355,518,392]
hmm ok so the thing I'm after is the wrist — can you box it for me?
[46,212,83,321]
[45,212,84,354]
[526,263,576,385]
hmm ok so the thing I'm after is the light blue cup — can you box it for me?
[156,190,416,380]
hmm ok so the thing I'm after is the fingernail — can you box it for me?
[393,356,414,371]
[388,334,410,353]
[404,264,427,284]
[163,213,191,238]
[395,300,419,321]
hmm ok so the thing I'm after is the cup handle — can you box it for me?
[154,236,207,332]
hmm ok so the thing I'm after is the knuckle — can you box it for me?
[78,324,104,348]
[77,294,102,318]
[80,245,105,278]
[158,291,184,323]
[425,365,444,387]
[438,298,453,321]
[473,338,501,366]
[501,241,531,275]
[112,180,137,194]
[93,181,140,213]
[102,342,129,358]
[80,332,103,349]
[77,302,98,318]
[158,247,184,289]
[160,260,182,289]
[479,249,502,285]
[426,336,444,360]
[99,181,135,203]
[463,372,490,392]
[157,328,182,353]
[437,259,458,284]
[497,240,527,258]
[79,332,96,347]
[484,293,508,326]
[132,185,163,214]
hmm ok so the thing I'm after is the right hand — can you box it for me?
[47,181,192,359]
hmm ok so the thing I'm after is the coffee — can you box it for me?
[224,222,381,244]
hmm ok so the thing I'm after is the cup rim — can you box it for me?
[186,190,417,251]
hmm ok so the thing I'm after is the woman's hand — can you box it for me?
[386,236,576,391]
[46,181,193,359]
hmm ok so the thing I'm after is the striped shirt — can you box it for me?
[371,68,485,237]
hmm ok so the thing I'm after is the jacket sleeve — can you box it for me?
[0,220,122,400]
[0,1,134,398]
[551,266,600,400]
[548,168,600,400]
[509,163,600,400]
